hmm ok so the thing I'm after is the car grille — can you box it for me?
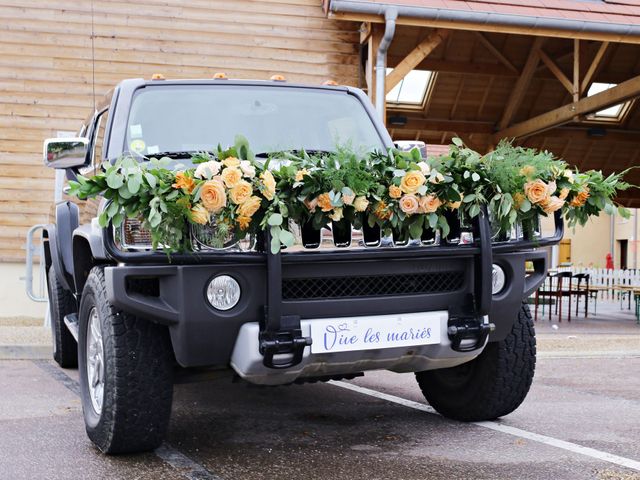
[282,271,465,300]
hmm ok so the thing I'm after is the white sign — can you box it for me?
[310,311,444,354]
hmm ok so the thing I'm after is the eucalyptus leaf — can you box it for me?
[279,229,295,247]
[267,213,283,226]
[144,172,157,188]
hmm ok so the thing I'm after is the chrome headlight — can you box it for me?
[191,222,255,252]
[491,264,506,295]
[206,275,241,310]
[114,217,153,250]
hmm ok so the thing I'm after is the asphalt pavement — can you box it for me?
[1,304,639,479]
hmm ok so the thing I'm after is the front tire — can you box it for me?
[47,268,77,368]
[78,266,174,454]
[415,303,536,421]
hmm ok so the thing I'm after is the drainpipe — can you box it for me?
[375,7,398,120]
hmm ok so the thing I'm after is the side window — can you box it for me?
[91,110,109,166]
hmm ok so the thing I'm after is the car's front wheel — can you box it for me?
[78,266,174,454]
[415,303,536,421]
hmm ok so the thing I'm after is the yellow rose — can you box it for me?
[353,196,369,212]
[329,207,344,222]
[223,156,240,167]
[260,170,276,200]
[229,180,253,205]
[389,185,402,199]
[200,179,227,213]
[295,169,309,182]
[221,167,242,188]
[237,215,251,230]
[513,192,526,209]
[400,170,426,194]
[190,203,210,225]
[237,195,262,218]
[540,196,564,214]
[316,193,333,212]
[524,179,549,204]
[419,194,442,214]
[399,194,419,215]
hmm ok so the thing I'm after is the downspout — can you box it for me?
[375,7,398,119]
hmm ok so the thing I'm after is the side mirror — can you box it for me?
[394,140,427,159]
[43,137,89,169]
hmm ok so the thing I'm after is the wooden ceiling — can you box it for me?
[376,26,640,206]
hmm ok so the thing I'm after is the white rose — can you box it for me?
[417,161,431,176]
[240,160,256,179]
[194,160,221,179]
[353,196,369,212]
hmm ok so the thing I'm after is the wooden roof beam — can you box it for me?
[580,42,610,94]
[498,37,546,130]
[538,49,573,94]
[494,73,640,141]
[473,32,519,74]
[385,29,449,94]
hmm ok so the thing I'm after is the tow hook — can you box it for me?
[447,317,495,352]
[259,314,312,369]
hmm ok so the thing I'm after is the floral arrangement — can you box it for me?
[68,136,632,254]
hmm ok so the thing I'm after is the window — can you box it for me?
[385,69,434,109]
[585,82,633,123]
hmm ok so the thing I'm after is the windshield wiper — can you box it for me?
[254,149,334,159]
[142,150,218,160]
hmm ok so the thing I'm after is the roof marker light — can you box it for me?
[213,72,228,79]
[270,74,286,81]
[151,73,165,80]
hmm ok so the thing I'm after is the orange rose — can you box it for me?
[200,179,227,213]
[295,169,309,182]
[447,193,463,210]
[399,194,419,215]
[229,180,253,205]
[221,167,242,188]
[570,187,590,207]
[540,196,564,214]
[524,179,549,204]
[304,197,318,213]
[558,188,570,200]
[389,185,402,199]
[373,201,392,220]
[316,193,333,212]
[419,194,442,214]
[237,215,251,230]
[260,170,276,200]
[237,195,262,218]
[172,172,195,193]
[400,170,426,194]
[190,203,210,225]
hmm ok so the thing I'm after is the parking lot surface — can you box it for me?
[1,342,639,480]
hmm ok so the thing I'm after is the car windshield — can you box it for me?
[125,84,385,157]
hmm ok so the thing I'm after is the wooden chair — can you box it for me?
[535,272,573,322]
[571,273,593,317]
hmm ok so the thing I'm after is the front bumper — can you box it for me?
[104,246,547,369]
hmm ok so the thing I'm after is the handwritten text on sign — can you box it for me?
[309,311,444,354]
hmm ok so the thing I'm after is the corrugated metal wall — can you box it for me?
[0,0,360,261]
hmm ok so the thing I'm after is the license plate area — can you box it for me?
[309,311,445,354]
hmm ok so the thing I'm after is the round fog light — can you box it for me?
[206,275,241,311]
[491,264,506,295]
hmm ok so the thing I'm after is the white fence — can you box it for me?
[556,267,639,302]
